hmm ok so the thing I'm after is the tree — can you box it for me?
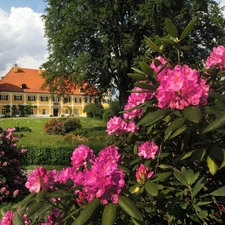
[42,0,225,109]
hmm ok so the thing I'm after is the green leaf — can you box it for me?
[102,203,117,225]
[158,164,173,169]
[203,113,225,134]
[145,181,159,196]
[165,18,178,38]
[182,106,202,123]
[209,186,225,196]
[180,18,197,40]
[181,150,195,160]
[165,118,186,134]
[137,109,170,126]
[169,125,187,139]
[12,212,23,225]
[139,62,153,76]
[134,82,155,91]
[206,156,218,175]
[151,172,171,181]
[36,189,47,202]
[192,177,205,197]
[128,73,149,81]
[184,170,199,185]
[159,37,175,44]
[131,67,145,75]
[118,196,143,221]
[73,198,100,225]
[144,36,160,52]
[25,201,45,217]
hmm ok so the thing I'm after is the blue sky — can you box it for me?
[0,0,47,13]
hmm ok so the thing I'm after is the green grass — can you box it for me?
[0,117,106,147]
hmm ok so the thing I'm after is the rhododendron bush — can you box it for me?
[2,18,225,224]
[0,128,27,203]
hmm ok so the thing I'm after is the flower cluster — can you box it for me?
[25,145,125,205]
[106,116,138,136]
[205,45,225,70]
[155,64,209,110]
[123,85,154,120]
[138,141,159,159]
[25,167,58,193]
[0,128,27,202]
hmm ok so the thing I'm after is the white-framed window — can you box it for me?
[0,95,8,101]
[75,109,80,115]
[15,109,21,116]
[42,109,46,115]
[29,109,34,115]
[41,96,48,102]
[1,108,6,115]
[14,95,22,101]
[65,109,69,114]
[52,97,59,102]
[75,98,81,103]
[84,97,90,103]
[28,96,36,101]
[64,97,70,103]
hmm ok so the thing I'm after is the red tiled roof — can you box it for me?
[0,67,97,95]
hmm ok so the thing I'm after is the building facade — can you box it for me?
[0,65,111,117]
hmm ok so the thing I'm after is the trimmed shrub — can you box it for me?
[44,117,82,135]
[44,118,66,134]
[62,117,82,133]
[21,145,74,166]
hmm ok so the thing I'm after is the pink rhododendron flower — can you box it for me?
[25,166,56,193]
[13,189,19,197]
[71,144,94,170]
[156,64,209,109]
[58,167,77,184]
[0,210,14,225]
[123,85,154,119]
[71,145,125,205]
[106,116,138,136]
[150,56,170,81]
[136,164,154,184]
[205,45,225,70]
[138,141,159,159]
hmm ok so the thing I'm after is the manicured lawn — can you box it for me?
[0,117,106,147]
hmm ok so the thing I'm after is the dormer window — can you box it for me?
[79,88,85,92]
[21,83,27,89]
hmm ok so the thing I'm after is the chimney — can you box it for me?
[14,64,18,73]
[38,67,42,75]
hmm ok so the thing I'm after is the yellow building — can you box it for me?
[0,65,111,117]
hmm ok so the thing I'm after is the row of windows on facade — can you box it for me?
[1,108,80,115]
[0,95,110,104]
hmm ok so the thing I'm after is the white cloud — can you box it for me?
[0,7,48,77]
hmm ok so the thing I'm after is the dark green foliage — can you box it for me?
[102,100,120,121]
[62,117,82,133]
[83,103,104,119]
[21,146,74,166]
[42,0,225,108]
[15,126,32,132]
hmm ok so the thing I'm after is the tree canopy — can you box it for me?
[42,0,225,108]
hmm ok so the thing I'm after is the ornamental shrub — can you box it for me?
[44,117,66,134]
[0,128,28,203]
[44,117,82,135]
[61,117,82,133]
[3,18,225,225]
